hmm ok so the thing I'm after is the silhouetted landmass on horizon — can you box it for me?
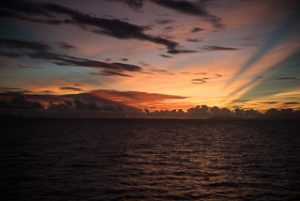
[0,92,299,119]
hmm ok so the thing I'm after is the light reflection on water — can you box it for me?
[1,119,299,200]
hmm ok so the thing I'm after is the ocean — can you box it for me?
[1,118,299,201]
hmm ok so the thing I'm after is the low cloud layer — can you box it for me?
[91,89,187,106]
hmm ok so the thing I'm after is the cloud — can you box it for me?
[276,76,299,80]
[191,74,222,84]
[109,0,223,28]
[150,68,174,75]
[284,101,298,105]
[0,94,43,109]
[0,87,31,94]
[159,54,172,58]
[200,46,239,51]
[167,48,197,54]
[164,26,174,31]
[155,19,175,25]
[0,0,191,54]
[191,27,204,33]
[57,42,76,50]
[120,58,129,62]
[0,38,51,51]
[0,51,21,58]
[91,89,187,106]
[151,0,224,28]
[192,78,207,84]
[139,61,150,67]
[0,38,143,74]
[261,101,278,104]
[186,38,202,42]
[60,86,82,91]
[98,70,133,77]
[109,0,144,11]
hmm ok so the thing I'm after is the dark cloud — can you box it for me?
[109,0,223,28]
[0,0,191,54]
[186,38,202,42]
[192,78,207,84]
[57,42,76,50]
[60,86,82,91]
[29,51,142,72]
[151,0,224,28]
[194,72,207,75]
[0,51,21,58]
[139,61,150,67]
[191,27,204,33]
[150,68,174,75]
[91,89,187,105]
[0,94,43,109]
[191,73,222,84]
[120,58,129,62]
[109,0,144,11]
[155,19,175,25]
[201,46,239,51]
[261,101,278,104]
[0,38,143,74]
[159,54,172,58]
[101,70,133,77]
[164,26,174,31]
[0,87,31,94]
[0,38,51,51]
[284,102,299,105]
[276,76,299,80]
[168,48,197,54]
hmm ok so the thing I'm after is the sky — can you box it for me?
[0,0,299,111]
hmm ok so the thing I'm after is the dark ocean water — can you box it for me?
[0,118,300,201]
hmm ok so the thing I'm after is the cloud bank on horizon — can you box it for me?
[0,0,299,111]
